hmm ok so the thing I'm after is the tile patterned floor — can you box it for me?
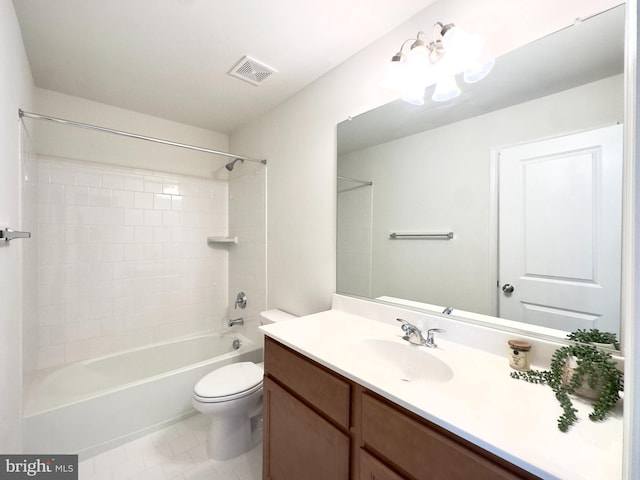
[79,414,262,480]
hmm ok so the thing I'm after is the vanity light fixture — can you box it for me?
[381,22,494,105]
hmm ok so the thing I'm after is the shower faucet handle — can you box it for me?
[234,291,247,309]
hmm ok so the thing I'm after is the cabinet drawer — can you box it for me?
[265,337,351,428]
[361,393,537,480]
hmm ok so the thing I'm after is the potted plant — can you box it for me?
[566,328,620,350]
[510,329,623,432]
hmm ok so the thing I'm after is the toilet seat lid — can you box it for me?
[194,362,263,399]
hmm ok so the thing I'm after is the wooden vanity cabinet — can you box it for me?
[263,337,539,480]
[263,337,351,480]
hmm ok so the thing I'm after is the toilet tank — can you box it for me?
[259,309,297,325]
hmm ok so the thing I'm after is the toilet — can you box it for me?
[192,309,296,460]
[192,362,264,460]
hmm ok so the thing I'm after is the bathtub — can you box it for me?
[23,331,262,458]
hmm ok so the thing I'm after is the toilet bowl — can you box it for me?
[192,308,297,460]
[192,361,264,460]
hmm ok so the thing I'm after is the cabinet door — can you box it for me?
[360,449,406,480]
[263,377,350,480]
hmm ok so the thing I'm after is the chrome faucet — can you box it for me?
[228,317,244,327]
[397,319,446,348]
[397,318,427,346]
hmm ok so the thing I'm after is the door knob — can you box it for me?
[502,284,515,294]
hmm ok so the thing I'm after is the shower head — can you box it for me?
[225,158,244,171]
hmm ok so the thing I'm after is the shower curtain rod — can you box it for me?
[18,109,267,165]
[337,175,373,186]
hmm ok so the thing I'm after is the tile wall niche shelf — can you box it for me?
[207,236,238,245]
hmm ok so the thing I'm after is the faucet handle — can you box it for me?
[397,318,418,343]
[426,328,446,348]
[234,291,247,309]
[396,318,411,332]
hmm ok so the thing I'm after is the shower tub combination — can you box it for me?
[23,331,262,458]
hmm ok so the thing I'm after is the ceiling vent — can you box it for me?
[228,56,277,86]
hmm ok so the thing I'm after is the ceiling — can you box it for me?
[12,0,435,134]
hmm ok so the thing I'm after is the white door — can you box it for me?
[498,125,622,335]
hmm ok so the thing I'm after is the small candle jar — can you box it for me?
[508,340,531,371]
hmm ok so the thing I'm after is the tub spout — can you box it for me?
[228,317,244,327]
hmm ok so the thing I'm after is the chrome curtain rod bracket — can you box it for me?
[389,232,454,239]
[18,109,267,165]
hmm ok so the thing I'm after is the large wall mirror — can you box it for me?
[337,4,625,349]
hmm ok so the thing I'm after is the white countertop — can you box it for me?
[260,308,623,480]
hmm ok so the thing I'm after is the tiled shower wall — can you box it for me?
[36,156,230,369]
[21,124,39,381]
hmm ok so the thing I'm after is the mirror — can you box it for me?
[337,5,625,345]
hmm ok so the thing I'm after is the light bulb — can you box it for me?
[432,76,460,102]
[380,56,409,92]
[441,26,483,62]
[400,77,426,105]
[463,58,495,83]
[440,25,485,77]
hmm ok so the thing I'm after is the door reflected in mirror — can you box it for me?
[336,5,624,345]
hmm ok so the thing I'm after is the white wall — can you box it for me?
[230,0,622,316]
[0,1,34,453]
[338,75,623,314]
[33,88,230,178]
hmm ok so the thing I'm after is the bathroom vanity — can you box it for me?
[263,336,536,479]
[260,295,623,480]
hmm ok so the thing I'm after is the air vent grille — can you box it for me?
[228,56,277,86]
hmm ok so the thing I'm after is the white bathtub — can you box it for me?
[23,331,262,458]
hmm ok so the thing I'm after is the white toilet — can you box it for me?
[192,361,264,460]
[192,309,296,460]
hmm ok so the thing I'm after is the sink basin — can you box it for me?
[346,338,453,384]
